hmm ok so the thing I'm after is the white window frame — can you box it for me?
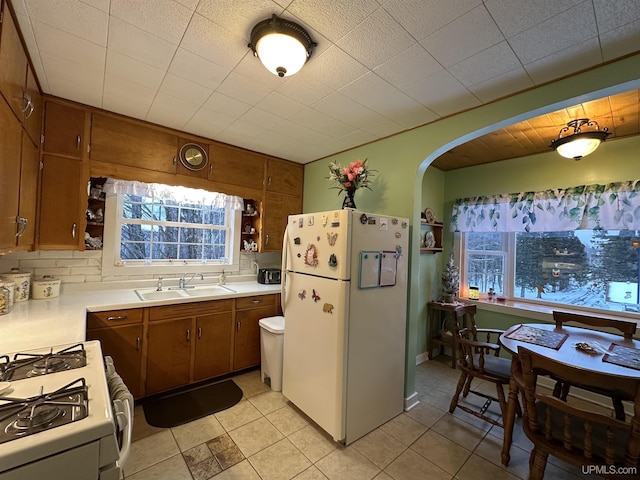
[101,190,242,277]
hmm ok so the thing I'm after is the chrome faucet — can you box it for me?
[178,272,203,289]
[156,277,163,291]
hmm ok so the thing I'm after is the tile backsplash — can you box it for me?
[0,251,281,285]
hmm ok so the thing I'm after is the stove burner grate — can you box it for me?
[0,344,87,381]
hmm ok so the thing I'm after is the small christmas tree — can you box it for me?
[441,253,460,303]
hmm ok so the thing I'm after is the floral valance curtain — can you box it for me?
[451,180,640,233]
[103,179,244,210]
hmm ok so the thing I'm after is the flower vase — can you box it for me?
[342,188,357,209]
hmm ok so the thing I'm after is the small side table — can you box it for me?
[427,301,471,368]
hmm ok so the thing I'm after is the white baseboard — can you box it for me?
[416,352,429,365]
[404,391,419,411]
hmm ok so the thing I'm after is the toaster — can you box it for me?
[258,268,281,284]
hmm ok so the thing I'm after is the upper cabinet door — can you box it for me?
[265,157,303,196]
[0,98,22,251]
[23,66,42,146]
[90,114,178,174]
[43,101,88,158]
[209,143,265,190]
[16,132,39,248]
[0,3,28,120]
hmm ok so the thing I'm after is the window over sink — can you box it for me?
[101,179,243,277]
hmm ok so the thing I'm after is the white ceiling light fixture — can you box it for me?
[248,14,316,78]
[550,118,611,160]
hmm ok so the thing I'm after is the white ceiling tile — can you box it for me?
[593,0,640,34]
[256,91,306,119]
[403,69,480,117]
[107,17,178,70]
[383,0,482,40]
[239,107,286,130]
[275,69,335,105]
[420,5,504,67]
[31,21,106,70]
[174,0,200,10]
[303,46,368,91]
[10,0,28,16]
[468,66,534,103]
[146,93,199,130]
[159,74,213,105]
[524,37,602,85]
[337,8,415,70]
[183,106,233,139]
[180,13,249,70]
[216,72,271,106]
[13,14,49,92]
[289,107,359,138]
[231,53,291,91]
[103,76,156,118]
[508,3,598,65]
[288,0,379,43]
[24,0,108,46]
[203,92,252,119]
[448,41,521,87]
[167,49,230,90]
[41,51,104,106]
[600,18,640,61]
[80,0,110,12]
[105,51,165,91]
[219,119,268,144]
[484,0,584,38]
[110,0,193,44]
[197,0,283,39]
[374,44,443,89]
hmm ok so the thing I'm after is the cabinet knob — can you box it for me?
[251,299,261,304]
[136,337,141,350]
[72,223,77,239]
[15,216,28,237]
[265,234,269,245]
[186,328,191,342]
[198,327,202,339]
[173,156,177,167]
[236,321,241,332]
[76,135,81,150]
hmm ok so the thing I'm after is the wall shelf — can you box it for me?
[420,221,443,254]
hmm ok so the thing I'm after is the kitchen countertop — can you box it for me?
[0,278,281,354]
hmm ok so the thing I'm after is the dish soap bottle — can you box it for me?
[219,269,226,285]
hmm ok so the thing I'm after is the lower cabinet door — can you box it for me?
[194,312,233,382]
[146,317,192,395]
[87,324,143,399]
[233,305,275,371]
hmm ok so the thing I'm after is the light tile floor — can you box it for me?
[124,357,598,480]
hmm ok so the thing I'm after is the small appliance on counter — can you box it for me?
[258,268,281,284]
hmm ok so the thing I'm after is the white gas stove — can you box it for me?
[0,341,132,480]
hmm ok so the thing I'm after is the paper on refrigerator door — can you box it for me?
[358,251,380,288]
[379,251,398,287]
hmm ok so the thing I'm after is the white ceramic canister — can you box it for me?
[1,268,31,302]
[31,275,61,300]
[0,282,10,315]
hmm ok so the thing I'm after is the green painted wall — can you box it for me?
[302,54,640,401]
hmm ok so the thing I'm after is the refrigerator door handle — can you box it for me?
[281,224,290,314]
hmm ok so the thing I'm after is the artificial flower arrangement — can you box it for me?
[327,158,375,193]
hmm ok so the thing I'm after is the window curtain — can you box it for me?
[103,179,244,210]
[451,180,640,232]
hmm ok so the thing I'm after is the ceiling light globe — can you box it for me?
[256,33,308,77]
[555,137,602,160]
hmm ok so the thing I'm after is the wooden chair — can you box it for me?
[552,311,637,420]
[448,305,517,427]
[518,346,640,480]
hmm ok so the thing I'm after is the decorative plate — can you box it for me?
[424,208,436,224]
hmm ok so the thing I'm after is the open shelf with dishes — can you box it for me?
[420,221,443,254]
[85,177,106,250]
[241,199,261,252]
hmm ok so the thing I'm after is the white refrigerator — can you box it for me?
[281,209,409,445]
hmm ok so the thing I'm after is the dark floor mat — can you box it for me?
[143,379,243,428]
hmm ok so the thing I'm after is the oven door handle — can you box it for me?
[112,395,133,467]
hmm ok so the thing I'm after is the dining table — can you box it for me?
[498,322,640,466]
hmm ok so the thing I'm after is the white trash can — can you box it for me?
[259,315,285,391]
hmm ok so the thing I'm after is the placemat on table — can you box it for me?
[504,324,569,350]
[603,343,640,371]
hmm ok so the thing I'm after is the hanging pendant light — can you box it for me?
[550,118,611,160]
[248,14,316,78]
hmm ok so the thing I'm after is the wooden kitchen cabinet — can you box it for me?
[0,98,22,251]
[22,66,42,146]
[146,299,234,395]
[37,155,86,249]
[16,133,39,249]
[86,308,145,399]
[233,295,277,371]
[209,143,265,190]
[90,113,178,174]
[42,101,88,158]
[265,157,303,196]
[262,192,302,252]
[0,2,28,122]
